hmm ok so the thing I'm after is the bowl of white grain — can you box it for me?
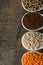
[21,32,43,51]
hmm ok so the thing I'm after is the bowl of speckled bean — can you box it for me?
[21,0,43,12]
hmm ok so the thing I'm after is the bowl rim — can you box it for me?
[21,12,43,31]
[21,0,43,12]
[21,51,43,65]
[21,31,43,51]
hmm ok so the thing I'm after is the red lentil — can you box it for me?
[22,52,43,65]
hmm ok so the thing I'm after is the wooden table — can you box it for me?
[0,0,43,65]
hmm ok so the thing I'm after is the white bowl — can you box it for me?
[21,0,43,12]
[21,12,43,31]
[21,32,43,51]
[21,51,43,65]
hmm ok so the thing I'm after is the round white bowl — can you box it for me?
[21,0,43,12]
[21,12,43,31]
[21,32,43,51]
[21,51,43,65]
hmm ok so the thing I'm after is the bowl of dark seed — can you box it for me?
[21,12,43,31]
[21,0,43,12]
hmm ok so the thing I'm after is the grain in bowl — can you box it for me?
[21,51,43,65]
[21,32,43,50]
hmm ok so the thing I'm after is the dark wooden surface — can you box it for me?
[0,0,43,65]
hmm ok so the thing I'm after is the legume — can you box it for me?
[22,0,43,11]
[22,52,43,65]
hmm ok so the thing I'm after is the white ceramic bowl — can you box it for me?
[21,0,43,12]
[21,12,43,31]
[21,51,43,65]
[21,32,43,51]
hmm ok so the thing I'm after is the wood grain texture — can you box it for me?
[0,0,43,65]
